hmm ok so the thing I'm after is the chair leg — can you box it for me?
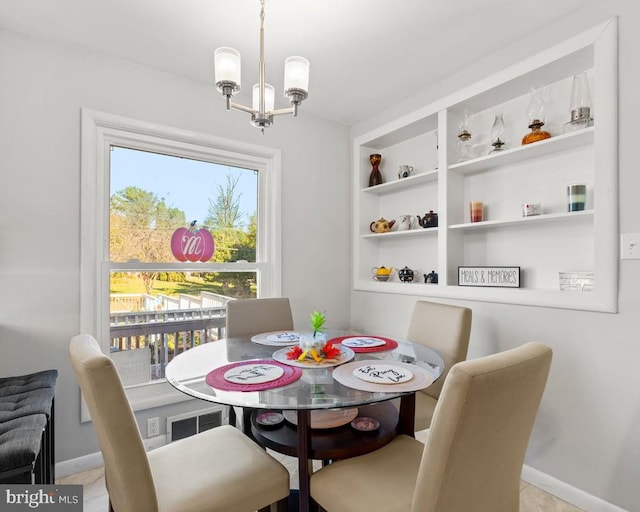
[228,406,237,428]
[242,407,255,440]
[276,496,289,512]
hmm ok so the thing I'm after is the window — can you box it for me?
[80,109,282,412]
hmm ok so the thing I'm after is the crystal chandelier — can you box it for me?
[214,0,310,133]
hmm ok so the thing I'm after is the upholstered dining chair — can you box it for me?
[69,334,289,512]
[406,300,472,430]
[310,342,553,512]
[225,297,294,430]
[226,297,294,338]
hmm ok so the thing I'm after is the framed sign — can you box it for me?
[458,266,520,288]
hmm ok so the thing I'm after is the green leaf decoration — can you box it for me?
[309,310,326,337]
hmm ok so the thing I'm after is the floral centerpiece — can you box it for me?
[286,310,341,363]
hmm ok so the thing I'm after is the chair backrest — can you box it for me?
[413,342,553,512]
[226,297,294,337]
[69,335,158,512]
[406,300,472,400]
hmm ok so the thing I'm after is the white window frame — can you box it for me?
[80,109,282,416]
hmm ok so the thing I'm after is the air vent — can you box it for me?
[166,406,227,443]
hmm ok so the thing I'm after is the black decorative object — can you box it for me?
[398,266,415,283]
[417,211,438,228]
[424,270,438,284]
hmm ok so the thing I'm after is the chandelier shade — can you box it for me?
[214,47,241,89]
[253,83,275,113]
[214,0,310,133]
[284,56,310,93]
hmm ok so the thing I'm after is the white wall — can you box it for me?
[350,2,639,510]
[0,28,351,461]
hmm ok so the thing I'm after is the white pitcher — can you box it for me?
[397,214,415,230]
[398,165,414,179]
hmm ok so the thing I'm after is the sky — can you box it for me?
[110,146,258,228]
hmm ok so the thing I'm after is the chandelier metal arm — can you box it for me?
[228,101,256,114]
[271,107,296,116]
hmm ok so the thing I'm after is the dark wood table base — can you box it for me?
[251,398,412,512]
[250,401,399,460]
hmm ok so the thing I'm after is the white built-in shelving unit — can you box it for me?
[353,19,618,312]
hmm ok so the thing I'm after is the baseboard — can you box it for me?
[55,435,168,479]
[521,465,628,512]
[55,451,104,479]
[55,447,626,512]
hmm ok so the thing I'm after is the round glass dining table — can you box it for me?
[165,331,444,512]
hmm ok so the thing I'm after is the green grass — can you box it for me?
[110,275,255,297]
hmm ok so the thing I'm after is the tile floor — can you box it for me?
[56,431,585,512]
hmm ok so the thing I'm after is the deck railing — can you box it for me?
[110,305,229,381]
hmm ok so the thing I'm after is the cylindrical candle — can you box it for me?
[470,201,484,222]
[567,184,586,212]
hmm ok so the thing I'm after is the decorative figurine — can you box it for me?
[424,270,438,284]
[397,165,414,179]
[398,266,415,283]
[372,266,393,281]
[417,211,438,228]
[369,217,395,233]
[368,154,383,187]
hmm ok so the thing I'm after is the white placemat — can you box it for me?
[340,336,387,348]
[251,331,301,346]
[352,363,413,384]
[333,360,434,392]
[223,363,284,384]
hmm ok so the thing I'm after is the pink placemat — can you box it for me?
[206,359,302,392]
[328,335,399,353]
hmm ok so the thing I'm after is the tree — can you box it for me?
[110,186,186,293]
[205,173,243,229]
[200,174,257,297]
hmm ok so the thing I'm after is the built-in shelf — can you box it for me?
[449,210,594,231]
[448,127,594,176]
[362,228,438,239]
[352,20,617,312]
[361,169,438,195]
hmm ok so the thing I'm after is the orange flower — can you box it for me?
[321,343,340,359]
[287,346,303,360]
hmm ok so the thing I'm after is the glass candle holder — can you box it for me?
[469,201,484,222]
[564,72,594,133]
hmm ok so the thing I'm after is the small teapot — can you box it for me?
[398,266,415,283]
[398,165,414,179]
[369,217,396,233]
[417,210,438,228]
[397,214,415,231]
[424,270,439,284]
[372,266,393,281]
